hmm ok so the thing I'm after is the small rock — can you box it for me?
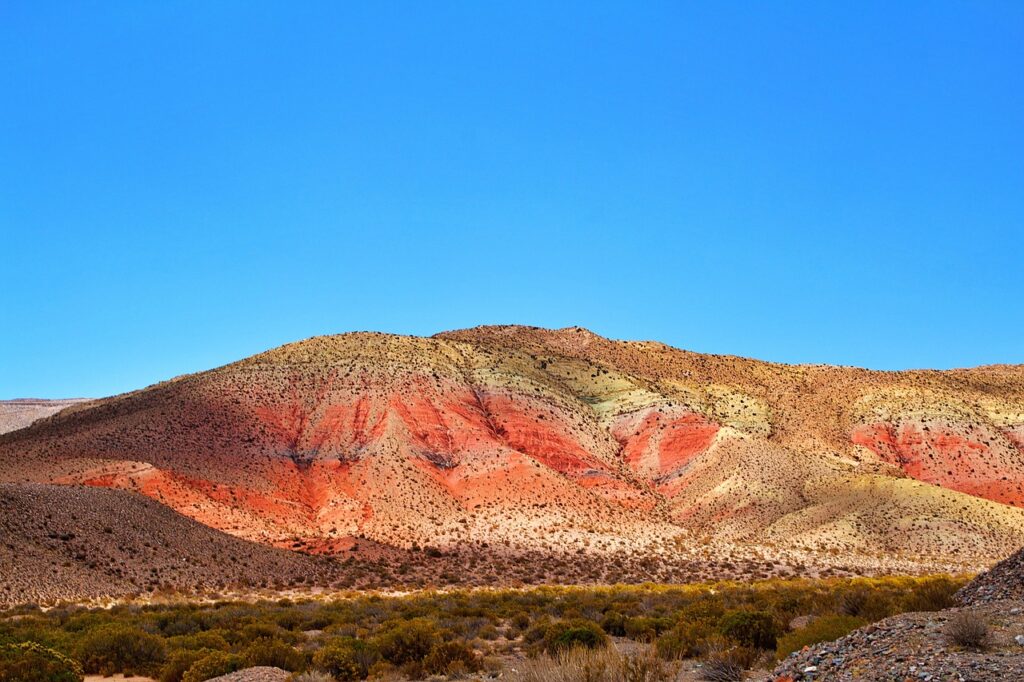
[1015,634,1024,646]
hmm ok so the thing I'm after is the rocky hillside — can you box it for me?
[956,545,1024,605]
[770,544,1024,681]
[0,483,342,605]
[1,326,1022,576]
[768,600,1024,681]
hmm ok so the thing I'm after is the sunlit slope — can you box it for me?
[2,325,1023,567]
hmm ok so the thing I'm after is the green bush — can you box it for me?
[75,624,167,676]
[718,610,779,651]
[623,616,670,641]
[656,601,724,660]
[422,640,481,675]
[834,584,893,621]
[160,648,213,682]
[655,623,701,660]
[181,651,244,682]
[242,637,306,671]
[312,638,380,681]
[541,619,608,654]
[903,576,958,612]
[239,621,295,644]
[0,642,83,682]
[0,576,975,682]
[522,619,552,648]
[775,615,866,659]
[600,610,626,636]
[373,618,438,665]
[167,631,231,652]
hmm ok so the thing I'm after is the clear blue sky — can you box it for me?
[2,2,1022,398]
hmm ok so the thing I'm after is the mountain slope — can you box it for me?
[0,483,344,604]
[1,326,1023,574]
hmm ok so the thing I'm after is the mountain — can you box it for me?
[0,398,93,434]
[2,325,1023,582]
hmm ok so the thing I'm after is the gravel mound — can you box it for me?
[207,667,290,682]
[768,601,1024,681]
[958,547,1024,605]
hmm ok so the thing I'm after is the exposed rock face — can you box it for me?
[1,326,1023,571]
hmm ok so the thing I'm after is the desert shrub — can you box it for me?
[75,624,167,676]
[541,619,608,655]
[678,599,725,626]
[522,619,552,648]
[242,637,306,671]
[422,640,481,675]
[0,617,72,654]
[696,637,762,682]
[239,621,300,644]
[654,626,693,660]
[835,586,893,622]
[511,611,532,629]
[775,615,866,659]
[827,577,899,616]
[717,610,779,650]
[167,630,231,652]
[836,586,868,616]
[313,637,380,681]
[477,623,500,640]
[943,611,990,650]
[600,610,626,636]
[160,648,213,682]
[181,650,244,682]
[655,614,720,655]
[904,576,959,612]
[619,646,668,682]
[156,612,205,637]
[655,601,724,660]
[0,575,975,682]
[623,617,671,641]
[289,672,334,682]
[697,647,744,682]
[373,618,437,665]
[0,641,84,682]
[366,660,400,679]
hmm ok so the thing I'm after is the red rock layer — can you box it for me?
[611,407,719,487]
[852,421,1024,507]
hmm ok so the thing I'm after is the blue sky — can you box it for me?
[2,2,1022,398]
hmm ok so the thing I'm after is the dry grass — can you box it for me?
[507,645,670,682]
[287,673,333,682]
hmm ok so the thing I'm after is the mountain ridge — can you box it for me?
[2,325,1023,582]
